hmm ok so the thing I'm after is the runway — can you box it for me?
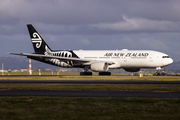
[0,80,180,98]
[1,80,180,84]
[0,90,179,98]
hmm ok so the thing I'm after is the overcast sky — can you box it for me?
[1,0,180,62]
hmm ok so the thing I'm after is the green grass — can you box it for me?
[0,97,180,120]
[0,75,180,81]
[0,84,180,91]
[0,72,180,81]
[0,73,180,119]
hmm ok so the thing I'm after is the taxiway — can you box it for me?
[0,80,180,84]
[0,90,179,98]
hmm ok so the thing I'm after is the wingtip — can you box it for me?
[7,52,14,55]
[8,52,23,55]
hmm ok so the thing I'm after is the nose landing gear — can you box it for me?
[154,67,163,76]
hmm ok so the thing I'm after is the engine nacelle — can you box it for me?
[123,68,140,72]
[90,62,109,72]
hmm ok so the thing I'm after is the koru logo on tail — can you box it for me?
[31,32,42,48]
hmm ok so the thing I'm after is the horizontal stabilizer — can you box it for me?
[8,52,114,65]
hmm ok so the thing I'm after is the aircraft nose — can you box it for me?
[165,58,173,65]
[169,58,173,64]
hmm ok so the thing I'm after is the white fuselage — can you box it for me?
[72,49,173,69]
[10,24,174,74]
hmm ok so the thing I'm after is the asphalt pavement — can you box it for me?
[0,90,180,98]
[1,80,180,84]
[0,80,180,98]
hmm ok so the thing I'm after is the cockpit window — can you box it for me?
[162,56,170,58]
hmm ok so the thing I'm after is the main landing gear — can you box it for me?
[99,72,111,76]
[80,72,92,76]
[80,72,111,76]
[80,67,111,76]
[80,66,93,76]
[80,71,112,76]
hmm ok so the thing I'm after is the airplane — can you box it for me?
[9,24,173,75]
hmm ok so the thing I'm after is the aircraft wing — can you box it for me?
[9,53,114,65]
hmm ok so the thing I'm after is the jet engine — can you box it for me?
[90,62,109,72]
[123,68,140,72]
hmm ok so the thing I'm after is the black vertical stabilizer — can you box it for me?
[27,24,52,53]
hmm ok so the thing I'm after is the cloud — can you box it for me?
[138,37,171,51]
[0,0,180,62]
[1,0,180,35]
[0,0,123,25]
[90,15,180,32]
[79,37,90,45]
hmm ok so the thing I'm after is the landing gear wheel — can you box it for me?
[99,72,111,76]
[155,67,163,76]
[80,72,92,76]
[155,72,160,76]
[80,72,84,75]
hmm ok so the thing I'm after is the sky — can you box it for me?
[1,0,180,62]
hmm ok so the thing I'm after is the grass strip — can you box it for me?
[0,76,180,81]
[0,84,180,92]
[0,97,180,120]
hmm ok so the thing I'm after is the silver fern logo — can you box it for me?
[31,32,42,48]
